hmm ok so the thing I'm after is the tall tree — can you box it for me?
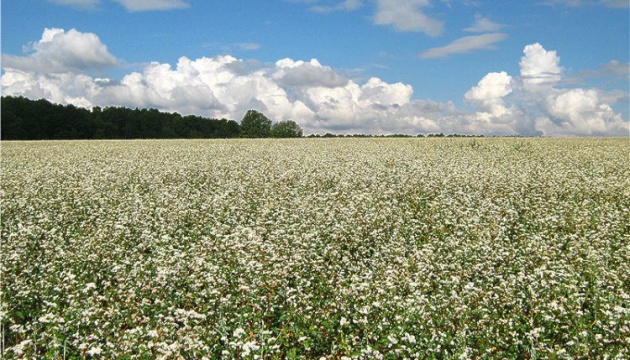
[270,120,303,138]
[240,110,272,138]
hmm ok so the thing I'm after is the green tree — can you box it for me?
[241,110,272,138]
[270,120,303,138]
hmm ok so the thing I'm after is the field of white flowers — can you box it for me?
[1,138,629,359]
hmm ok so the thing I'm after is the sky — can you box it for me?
[2,0,629,136]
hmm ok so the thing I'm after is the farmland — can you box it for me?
[1,138,629,359]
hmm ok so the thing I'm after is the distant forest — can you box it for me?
[1,96,486,140]
[1,96,244,140]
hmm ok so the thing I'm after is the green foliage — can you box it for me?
[270,120,303,138]
[240,109,272,138]
[0,96,242,140]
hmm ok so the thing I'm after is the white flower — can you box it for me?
[87,345,102,356]
[82,282,97,293]
[233,327,246,338]
[38,313,54,323]
[241,340,259,356]
[402,333,416,344]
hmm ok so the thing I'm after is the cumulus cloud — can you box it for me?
[1,28,118,73]
[463,43,627,136]
[465,71,513,117]
[519,43,562,87]
[420,33,507,58]
[1,69,103,107]
[1,52,431,134]
[275,58,348,88]
[1,30,627,136]
[373,0,444,36]
[540,88,626,135]
[91,56,321,126]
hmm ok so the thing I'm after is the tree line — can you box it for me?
[0,96,303,140]
[1,96,489,140]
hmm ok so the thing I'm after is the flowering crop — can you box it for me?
[1,138,629,359]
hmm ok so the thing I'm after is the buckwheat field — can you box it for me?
[1,138,629,359]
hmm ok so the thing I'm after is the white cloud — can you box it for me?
[541,88,627,135]
[464,15,503,32]
[519,43,562,87]
[0,52,429,134]
[465,71,513,117]
[360,77,413,106]
[420,33,507,58]
[1,28,118,73]
[1,69,102,107]
[463,42,628,136]
[1,31,627,136]
[112,0,189,11]
[460,71,525,134]
[373,0,444,36]
[275,58,348,88]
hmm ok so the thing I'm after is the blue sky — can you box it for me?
[2,0,629,135]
